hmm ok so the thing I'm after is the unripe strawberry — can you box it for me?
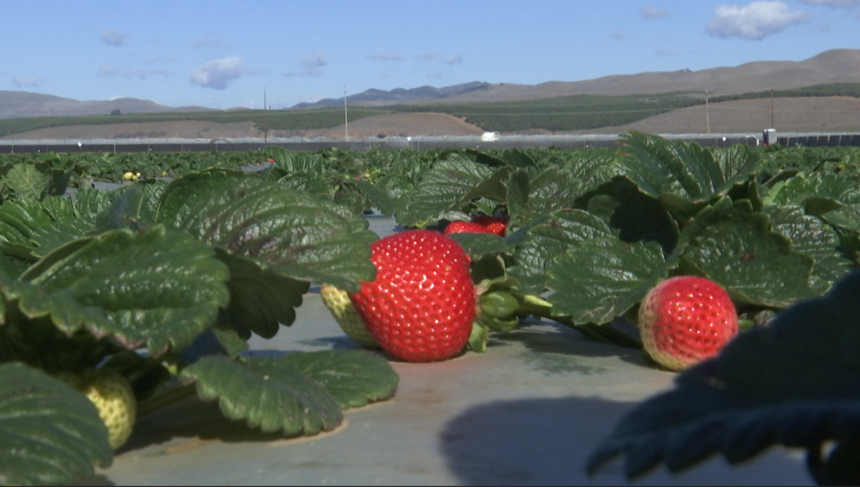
[638,276,738,371]
[320,283,380,348]
[351,230,476,362]
[444,221,495,235]
[58,369,137,449]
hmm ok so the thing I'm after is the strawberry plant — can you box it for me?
[0,168,399,485]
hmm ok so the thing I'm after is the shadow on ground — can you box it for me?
[439,396,813,486]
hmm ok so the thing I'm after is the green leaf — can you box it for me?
[0,363,113,485]
[586,270,860,483]
[508,210,613,294]
[0,162,64,202]
[156,170,376,292]
[181,355,343,436]
[352,179,396,216]
[214,248,309,340]
[764,204,852,288]
[21,225,230,353]
[281,350,400,409]
[678,197,822,308]
[547,236,678,325]
[618,131,734,201]
[394,155,496,227]
[0,199,54,259]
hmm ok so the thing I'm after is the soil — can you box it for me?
[4,97,859,141]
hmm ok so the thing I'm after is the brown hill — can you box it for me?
[350,49,860,106]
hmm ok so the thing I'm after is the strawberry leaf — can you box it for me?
[214,249,309,340]
[546,231,679,324]
[352,179,396,216]
[280,350,400,409]
[156,170,376,293]
[20,225,230,353]
[618,131,739,201]
[586,270,860,484]
[764,204,852,287]
[678,197,823,307]
[508,210,615,294]
[394,154,496,227]
[0,363,113,485]
[180,354,343,436]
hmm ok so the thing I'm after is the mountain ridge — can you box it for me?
[2,49,860,119]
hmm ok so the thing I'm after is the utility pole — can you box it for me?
[343,84,349,141]
[770,86,775,128]
[263,87,269,145]
[705,87,710,135]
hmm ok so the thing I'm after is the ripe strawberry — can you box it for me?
[320,283,380,349]
[351,230,476,362]
[58,369,137,449]
[444,221,495,235]
[638,276,738,371]
[471,215,508,236]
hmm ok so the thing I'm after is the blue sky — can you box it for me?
[2,0,859,110]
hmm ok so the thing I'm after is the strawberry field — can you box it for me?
[1,132,860,484]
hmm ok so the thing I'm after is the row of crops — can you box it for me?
[2,132,860,484]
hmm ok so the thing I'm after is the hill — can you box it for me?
[0,91,212,119]
[295,49,860,108]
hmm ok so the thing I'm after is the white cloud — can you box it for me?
[366,52,405,61]
[100,30,129,47]
[98,65,172,80]
[192,38,230,49]
[799,0,860,6]
[443,54,463,65]
[417,52,441,62]
[705,1,810,40]
[415,52,462,65]
[190,57,245,89]
[641,6,669,18]
[284,52,329,77]
[13,76,42,88]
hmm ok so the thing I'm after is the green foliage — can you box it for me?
[0,363,114,485]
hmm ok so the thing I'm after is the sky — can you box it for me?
[2,0,859,110]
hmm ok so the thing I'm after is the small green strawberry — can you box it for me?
[351,230,476,362]
[58,369,137,449]
[638,275,738,371]
[320,283,380,349]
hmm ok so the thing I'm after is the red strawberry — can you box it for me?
[444,221,495,235]
[638,276,738,371]
[471,215,508,236]
[351,230,476,362]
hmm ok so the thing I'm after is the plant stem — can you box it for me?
[136,382,198,418]
[515,297,642,349]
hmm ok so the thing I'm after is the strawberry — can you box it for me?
[58,369,137,449]
[444,221,495,235]
[471,215,508,237]
[351,230,476,362]
[638,276,738,371]
[320,283,380,349]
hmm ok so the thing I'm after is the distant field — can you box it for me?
[2,82,859,138]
